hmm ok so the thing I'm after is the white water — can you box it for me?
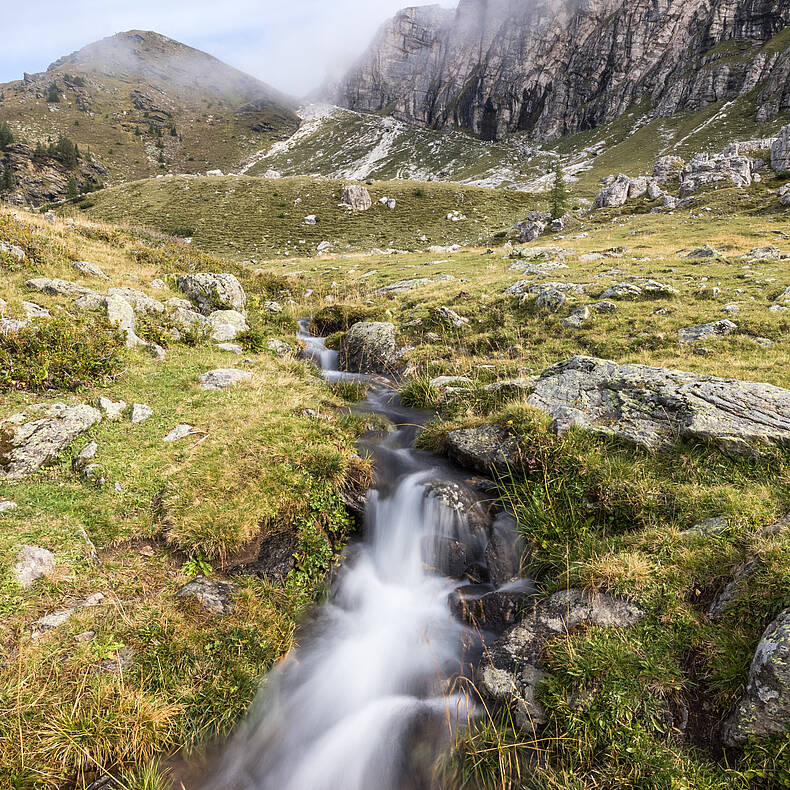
[202,325,482,790]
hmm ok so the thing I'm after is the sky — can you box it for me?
[0,0,454,96]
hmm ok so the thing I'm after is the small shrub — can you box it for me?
[236,327,267,353]
[312,303,382,335]
[331,380,368,402]
[400,375,440,409]
[0,315,125,392]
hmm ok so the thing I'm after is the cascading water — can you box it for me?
[202,322,494,790]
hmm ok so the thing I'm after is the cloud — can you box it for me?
[0,0,456,95]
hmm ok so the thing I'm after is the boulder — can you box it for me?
[679,153,753,195]
[340,184,373,211]
[72,441,98,473]
[434,307,469,327]
[594,174,630,208]
[516,221,546,243]
[561,306,591,329]
[535,289,567,312]
[25,277,95,297]
[13,545,56,588]
[338,322,402,375]
[130,404,154,424]
[22,301,50,318]
[267,339,293,357]
[199,369,254,391]
[723,609,790,746]
[168,305,207,336]
[0,403,102,480]
[477,589,644,731]
[98,397,126,421]
[528,355,790,455]
[177,577,235,615]
[445,425,521,476]
[770,124,790,172]
[627,177,648,199]
[600,279,677,300]
[176,273,246,315]
[486,513,524,587]
[653,156,685,184]
[216,342,243,354]
[33,593,104,632]
[678,320,738,343]
[206,309,249,342]
[107,287,164,315]
[104,294,145,349]
[72,261,109,280]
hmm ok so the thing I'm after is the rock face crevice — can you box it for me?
[337,0,790,141]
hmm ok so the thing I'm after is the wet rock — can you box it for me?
[177,577,235,615]
[199,368,253,391]
[486,513,524,587]
[230,531,299,584]
[477,589,644,731]
[678,320,738,343]
[130,404,154,424]
[434,306,469,327]
[528,355,790,455]
[445,425,521,476]
[340,184,373,211]
[338,322,402,375]
[72,261,109,280]
[723,608,790,746]
[0,403,102,480]
[423,536,468,579]
[25,277,95,297]
[424,480,492,538]
[176,273,246,316]
[13,545,56,588]
[163,424,194,442]
[207,309,249,342]
[451,581,537,633]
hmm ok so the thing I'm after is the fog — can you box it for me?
[0,0,456,96]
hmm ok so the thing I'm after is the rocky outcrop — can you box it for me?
[340,184,373,211]
[477,589,644,731]
[338,321,403,375]
[337,0,790,142]
[445,425,521,476]
[528,356,790,455]
[176,273,246,316]
[0,403,102,480]
[723,609,790,746]
[771,124,790,172]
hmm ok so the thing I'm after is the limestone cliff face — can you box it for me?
[337,0,790,141]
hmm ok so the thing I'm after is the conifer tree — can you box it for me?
[0,121,13,151]
[66,175,79,200]
[1,162,15,192]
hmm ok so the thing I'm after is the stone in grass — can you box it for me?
[678,320,738,343]
[72,441,98,473]
[207,310,249,342]
[199,369,254,391]
[685,245,721,260]
[33,592,104,632]
[163,424,194,442]
[340,184,373,212]
[445,425,522,476]
[216,343,243,354]
[434,306,469,327]
[130,404,154,424]
[72,261,109,280]
[177,577,235,615]
[267,339,293,357]
[722,608,790,746]
[13,545,56,588]
[561,306,591,329]
[176,273,246,316]
[0,500,17,513]
[98,396,127,421]
[264,300,283,313]
[97,646,136,673]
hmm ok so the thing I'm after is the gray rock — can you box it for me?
[216,342,243,354]
[167,305,207,337]
[678,320,738,343]
[723,609,790,746]
[685,245,721,260]
[434,306,469,327]
[680,152,753,195]
[0,240,26,261]
[486,513,524,587]
[744,246,781,261]
[107,288,164,315]
[72,261,109,280]
[340,184,373,211]
[176,273,246,316]
[177,577,235,615]
[25,277,95,297]
[165,297,193,310]
[373,277,432,297]
[338,322,402,375]
[445,425,521,476]
[591,300,618,313]
[267,339,293,357]
[97,646,136,673]
[477,589,644,731]
[72,441,98,472]
[199,368,254,391]
[516,221,546,243]
[653,156,685,184]
[103,295,145,349]
[206,309,249,342]
[600,279,677,300]
[682,516,729,537]
[163,424,194,442]
[130,404,154,424]
[528,355,790,455]
[594,174,631,208]
[0,318,29,334]
[13,545,56,588]
[0,499,18,513]
[561,306,591,329]
[483,378,535,398]
[149,278,167,289]
[770,124,790,172]
[535,288,567,312]
[264,300,283,313]
[0,404,102,480]
[21,301,50,319]
[33,592,104,632]
[98,397,127,421]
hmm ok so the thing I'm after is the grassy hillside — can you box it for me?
[68,175,538,258]
[0,31,299,185]
[0,208,369,788]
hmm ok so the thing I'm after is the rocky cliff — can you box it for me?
[337,0,790,141]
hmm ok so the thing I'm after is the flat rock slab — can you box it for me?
[0,403,102,480]
[679,320,738,343]
[25,278,95,297]
[199,369,253,390]
[528,355,790,455]
[177,577,235,615]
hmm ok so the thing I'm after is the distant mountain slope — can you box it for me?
[337,0,790,142]
[0,31,299,194]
